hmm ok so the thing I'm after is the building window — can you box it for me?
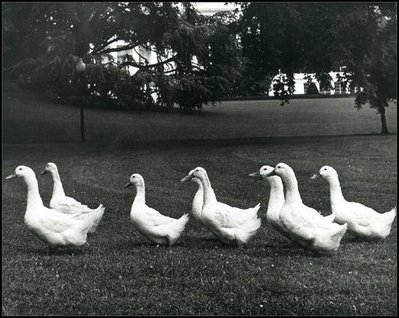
[138,46,150,65]
[334,81,342,94]
[116,46,133,65]
[117,52,127,65]
[320,87,330,95]
[303,82,309,94]
[349,86,358,94]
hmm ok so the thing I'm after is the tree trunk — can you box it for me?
[379,105,389,134]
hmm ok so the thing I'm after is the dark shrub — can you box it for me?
[307,82,319,95]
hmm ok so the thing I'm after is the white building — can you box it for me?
[99,3,355,98]
[100,38,159,75]
[102,3,238,76]
[269,68,356,96]
[192,2,238,16]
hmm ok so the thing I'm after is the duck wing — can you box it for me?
[141,205,178,227]
[52,196,93,214]
[33,207,91,234]
[344,202,379,226]
[208,201,259,229]
[279,211,314,243]
[296,204,334,229]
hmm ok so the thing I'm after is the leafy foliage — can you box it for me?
[239,2,397,133]
[4,2,240,110]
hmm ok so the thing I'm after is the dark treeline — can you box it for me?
[3,2,396,132]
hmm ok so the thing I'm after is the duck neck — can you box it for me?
[193,181,204,207]
[327,175,345,204]
[283,173,302,203]
[267,177,285,212]
[195,181,204,197]
[200,174,217,205]
[134,182,146,204]
[51,170,65,198]
[24,175,44,209]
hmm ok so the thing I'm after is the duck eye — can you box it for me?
[324,168,327,171]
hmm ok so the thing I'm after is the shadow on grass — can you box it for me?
[110,238,194,250]
[124,235,227,249]
[342,236,392,247]
[342,236,367,244]
[179,236,327,257]
[17,245,89,256]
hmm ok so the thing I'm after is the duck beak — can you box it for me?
[180,174,192,182]
[124,181,132,188]
[5,173,17,180]
[248,171,263,181]
[266,170,277,177]
[40,170,47,175]
[310,172,320,180]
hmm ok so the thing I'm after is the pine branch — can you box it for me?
[96,42,140,55]
[91,37,121,55]
[119,54,178,69]
[133,47,149,65]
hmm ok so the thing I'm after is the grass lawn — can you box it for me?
[2,82,397,315]
[3,80,397,144]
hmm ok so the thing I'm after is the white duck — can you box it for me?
[40,162,105,234]
[180,175,206,225]
[181,167,261,245]
[249,165,292,241]
[5,166,93,249]
[312,165,397,240]
[125,173,189,246]
[270,163,348,253]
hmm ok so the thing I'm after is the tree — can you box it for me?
[3,2,241,110]
[239,2,397,134]
[336,3,397,134]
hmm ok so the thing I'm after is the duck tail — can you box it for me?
[88,205,106,234]
[237,217,262,244]
[383,207,397,224]
[246,203,261,218]
[168,214,190,245]
[329,223,348,249]
[73,219,92,243]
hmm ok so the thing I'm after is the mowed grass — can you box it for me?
[3,81,397,144]
[2,82,398,315]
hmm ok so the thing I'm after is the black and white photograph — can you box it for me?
[2,1,397,315]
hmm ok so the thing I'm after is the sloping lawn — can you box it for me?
[2,82,397,315]
[3,81,397,144]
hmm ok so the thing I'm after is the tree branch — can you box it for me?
[133,47,149,65]
[92,37,121,55]
[119,54,178,69]
[96,42,140,55]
